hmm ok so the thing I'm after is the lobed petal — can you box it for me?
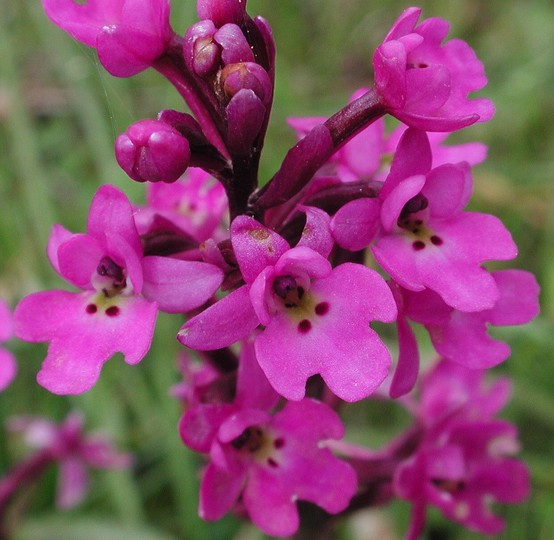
[42,0,125,47]
[331,198,381,251]
[87,185,142,256]
[142,256,223,313]
[256,264,395,402]
[16,290,157,394]
[178,285,259,350]
[231,216,290,283]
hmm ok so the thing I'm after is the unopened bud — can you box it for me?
[184,21,220,77]
[220,62,271,104]
[214,23,254,65]
[197,0,247,27]
[115,120,191,183]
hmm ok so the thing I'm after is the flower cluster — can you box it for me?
[393,361,531,538]
[9,1,539,538]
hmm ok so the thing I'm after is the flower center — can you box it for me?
[397,195,444,251]
[431,478,466,495]
[93,257,127,298]
[273,275,305,308]
[230,425,285,468]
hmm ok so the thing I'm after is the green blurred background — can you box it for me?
[0,1,553,538]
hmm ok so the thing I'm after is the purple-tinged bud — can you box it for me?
[220,62,271,104]
[194,37,221,77]
[197,0,247,27]
[183,20,220,77]
[115,120,191,183]
[226,89,266,156]
[214,24,255,65]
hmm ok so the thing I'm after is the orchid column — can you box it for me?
[9,1,539,539]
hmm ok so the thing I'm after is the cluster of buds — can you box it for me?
[6,1,540,538]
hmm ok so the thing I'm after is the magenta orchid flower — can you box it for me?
[134,167,228,243]
[387,269,539,397]
[403,269,540,368]
[42,0,173,77]
[331,129,516,312]
[373,7,495,131]
[180,341,357,537]
[179,213,397,402]
[395,421,530,538]
[8,412,131,509]
[14,185,223,394]
[0,300,16,391]
[416,358,512,424]
[372,128,516,312]
[394,360,530,539]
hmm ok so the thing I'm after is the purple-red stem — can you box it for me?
[250,87,386,213]
[0,449,54,537]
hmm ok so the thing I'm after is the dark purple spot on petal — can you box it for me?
[298,320,312,333]
[430,235,443,246]
[274,437,285,449]
[86,303,97,314]
[315,302,329,316]
[413,240,426,251]
[105,306,120,317]
[267,458,278,468]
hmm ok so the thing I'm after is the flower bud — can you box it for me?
[226,89,266,156]
[220,62,271,104]
[197,0,247,27]
[183,20,220,77]
[115,120,191,183]
[214,23,254,65]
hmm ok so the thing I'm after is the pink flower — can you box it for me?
[180,342,357,537]
[395,421,530,537]
[394,361,529,538]
[179,214,397,402]
[416,359,512,423]
[373,7,494,131]
[8,412,131,509]
[387,269,539,397]
[14,185,223,394]
[42,0,172,76]
[371,129,516,312]
[0,300,16,391]
[403,269,540,369]
[134,167,228,243]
